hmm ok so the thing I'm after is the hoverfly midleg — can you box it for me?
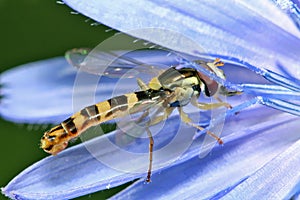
[41,49,240,182]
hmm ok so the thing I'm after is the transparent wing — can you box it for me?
[112,99,170,148]
[79,93,169,149]
[65,48,183,78]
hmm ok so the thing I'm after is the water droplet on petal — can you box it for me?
[106,183,111,189]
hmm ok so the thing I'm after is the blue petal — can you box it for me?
[222,138,300,199]
[111,109,300,200]
[274,0,300,28]
[0,57,76,123]
[293,192,300,200]
[2,1,300,199]
[63,0,300,74]
[3,97,299,199]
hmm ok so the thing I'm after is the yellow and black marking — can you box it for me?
[41,90,166,155]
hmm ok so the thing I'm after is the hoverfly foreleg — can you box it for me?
[191,97,231,110]
[214,96,232,109]
[177,107,223,145]
[130,107,153,182]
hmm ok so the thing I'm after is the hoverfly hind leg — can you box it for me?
[214,96,232,109]
[145,127,154,183]
[144,107,175,182]
[191,97,231,110]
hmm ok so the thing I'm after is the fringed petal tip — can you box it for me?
[0,57,76,124]
[1,187,25,200]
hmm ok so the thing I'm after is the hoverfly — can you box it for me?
[40,48,239,182]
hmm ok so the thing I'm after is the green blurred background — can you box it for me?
[0,1,129,199]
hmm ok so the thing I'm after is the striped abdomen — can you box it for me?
[41,90,165,155]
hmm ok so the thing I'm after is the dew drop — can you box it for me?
[56,1,64,4]
[106,183,111,189]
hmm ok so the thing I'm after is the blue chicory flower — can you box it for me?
[1,0,300,199]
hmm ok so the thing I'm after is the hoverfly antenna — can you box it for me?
[213,58,224,67]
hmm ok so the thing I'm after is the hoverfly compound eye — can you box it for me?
[197,71,219,97]
[194,58,227,97]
